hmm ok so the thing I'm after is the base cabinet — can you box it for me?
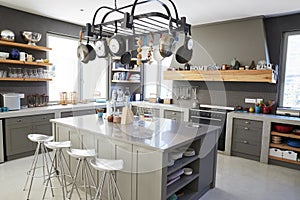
[5,113,54,160]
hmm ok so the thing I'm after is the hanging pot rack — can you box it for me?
[83,0,191,39]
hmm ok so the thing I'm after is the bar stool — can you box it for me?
[66,148,97,199]
[23,134,54,200]
[42,141,73,200]
[89,158,124,200]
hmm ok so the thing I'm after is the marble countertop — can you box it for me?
[228,111,300,125]
[51,114,220,151]
[131,101,189,112]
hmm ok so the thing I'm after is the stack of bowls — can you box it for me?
[271,136,282,144]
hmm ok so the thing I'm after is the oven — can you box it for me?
[189,105,234,151]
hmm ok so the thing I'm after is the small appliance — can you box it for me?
[0,93,24,110]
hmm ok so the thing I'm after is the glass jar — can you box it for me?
[60,92,68,105]
[124,87,130,106]
[117,88,124,102]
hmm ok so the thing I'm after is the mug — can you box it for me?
[2,107,8,112]
[255,106,261,113]
[19,52,27,61]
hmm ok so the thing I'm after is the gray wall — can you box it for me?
[171,17,277,109]
[0,5,82,105]
[190,17,269,66]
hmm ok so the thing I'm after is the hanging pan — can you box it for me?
[175,32,193,64]
[109,21,126,57]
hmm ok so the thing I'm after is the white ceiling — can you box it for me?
[1,0,300,26]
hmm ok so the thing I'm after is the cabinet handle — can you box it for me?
[17,119,23,123]
[245,121,249,124]
[243,140,248,144]
[244,127,249,130]
[172,118,176,120]
[172,112,176,115]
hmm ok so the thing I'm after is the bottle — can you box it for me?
[124,87,130,106]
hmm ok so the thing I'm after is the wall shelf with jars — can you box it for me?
[0,40,52,82]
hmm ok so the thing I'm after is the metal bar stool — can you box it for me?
[89,158,124,200]
[67,148,97,199]
[23,134,54,200]
[42,141,74,200]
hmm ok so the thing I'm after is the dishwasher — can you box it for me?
[0,119,4,163]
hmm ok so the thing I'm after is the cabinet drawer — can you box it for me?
[30,114,54,123]
[6,116,32,125]
[73,109,95,116]
[233,125,263,139]
[233,118,262,128]
[164,110,183,120]
[231,140,261,156]
[232,130,262,143]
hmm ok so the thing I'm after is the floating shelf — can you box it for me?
[0,59,52,67]
[271,131,300,140]
[269,143,300,152]
[163,70,277,83]
[269,155,300,165]
[0,78,52,82]
[112,80,140,83]
[0,40,52,51]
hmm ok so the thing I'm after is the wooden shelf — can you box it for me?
[0,59,52,67]
[269,155,300,165]
[112,80,140,83]
[269,143,300,152]
[163,70,277,83]
[0,78,52,82]
[112,68,140,72]
[271,131,300,139]
[0,40,51,51]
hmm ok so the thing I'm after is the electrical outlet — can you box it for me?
[257,98,263,104]
[245,98,256,104]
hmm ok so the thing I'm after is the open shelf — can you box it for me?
[112,80,140,83]
[166,173,199,199]
[0,59,52,67]
[163,70,277,83]
[177,188,198,200]
[269,155,300,165]
[0,78,52,82]
[271,131,300,139]
[0,40,52,51]
[112,69,140,72]
[269,143,300,152]
[167,156,199,175]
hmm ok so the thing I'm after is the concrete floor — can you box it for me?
[0,154,299,200]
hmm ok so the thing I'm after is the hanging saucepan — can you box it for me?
[109,21,126,57]
[175,33,193,64]
[77,31,96,63]
[159,18,175,58]
[120,38,132,65]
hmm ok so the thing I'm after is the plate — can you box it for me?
[183,167,193,176]
[183,148,195,157]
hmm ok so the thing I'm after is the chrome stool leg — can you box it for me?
[23,134,54,200]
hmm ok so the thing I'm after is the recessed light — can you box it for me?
[80,9,84,12]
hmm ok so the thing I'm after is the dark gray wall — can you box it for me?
[0,5,82,105]
[171,17,277,109]
[190,17,269,66]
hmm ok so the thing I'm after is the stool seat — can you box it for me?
[90,158,124,171]
[28,134,54,143]
[66,148,96,158]
[45,141,71,149]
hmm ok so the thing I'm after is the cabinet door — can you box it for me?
[114,141,133,200]
[133,145,163,200]
[32,121,52,136]
[5,124,34,156]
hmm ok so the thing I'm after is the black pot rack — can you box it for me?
[83,0,191,38]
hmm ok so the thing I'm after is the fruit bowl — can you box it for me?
[21,31,42,46]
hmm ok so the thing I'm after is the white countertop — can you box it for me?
[131,101,189,111]
[51,114,220,151]
[0,102,106,118]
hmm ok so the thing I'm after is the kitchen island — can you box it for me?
[51,114,220,200]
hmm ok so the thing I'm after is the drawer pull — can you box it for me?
[243,140,248,144]
[17,119,23,123]
[244,127,249,130]
[172,112,176,115]
[172,118,176,120]
[245,121,249,124]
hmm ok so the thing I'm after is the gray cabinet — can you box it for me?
[231,118,263,161]
[61,109,96,118]
[5,113,54,160]
[164,110,183,121]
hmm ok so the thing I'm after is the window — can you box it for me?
[47,33,107,102]
[280,32,300,108]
